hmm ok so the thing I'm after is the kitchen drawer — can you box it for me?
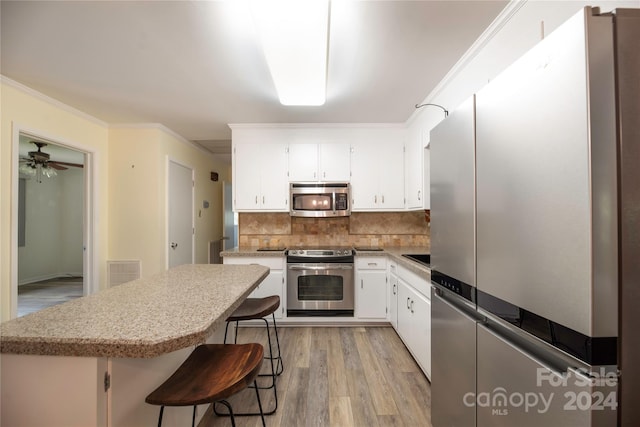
[356,257,387,270]
[398,264,430,299]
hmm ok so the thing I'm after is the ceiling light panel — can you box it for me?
[250,0,329,106]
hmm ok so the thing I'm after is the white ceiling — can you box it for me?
[1,0,508,158]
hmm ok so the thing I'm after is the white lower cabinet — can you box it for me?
[356,256,388,319]
[395,267,431,379]
[389,262,399,329]
[222,256,285,319]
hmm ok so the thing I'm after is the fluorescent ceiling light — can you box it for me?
[250,0,329,106]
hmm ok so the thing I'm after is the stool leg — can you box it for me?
[191,405,196,427]
[157,406,164,427]
[217,316,281,417]
[223,321,231,344]
[234,320,239,344]
[258,317,283,379]
[259,317,276,382]
[254,380,266,427]
[271,312,284,376]
[214,400,237,427]
[253,317,279,415]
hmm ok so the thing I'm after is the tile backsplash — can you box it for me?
[238,211,430,249]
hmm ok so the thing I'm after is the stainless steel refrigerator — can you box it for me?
[430,7,639,427]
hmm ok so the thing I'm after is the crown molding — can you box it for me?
[1,76,217,159]
[406,0,528,126]
[1,75,108,127]
[228,122,406,130]
[109,123,218,159]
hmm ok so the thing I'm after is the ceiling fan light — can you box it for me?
[250,0,329,106]
[19,163,36,177]
[42,166,57,178]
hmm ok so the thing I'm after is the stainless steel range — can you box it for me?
[286,247,354,317]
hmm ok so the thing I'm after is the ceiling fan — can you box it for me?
[19,141,83,182]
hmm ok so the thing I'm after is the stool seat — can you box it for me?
[146,344,263,407]
[227,296,280,321]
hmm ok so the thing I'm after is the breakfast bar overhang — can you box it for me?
[0,264,270,427]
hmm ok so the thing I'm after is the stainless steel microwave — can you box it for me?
[290,183,351,217]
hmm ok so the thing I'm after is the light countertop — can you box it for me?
[221,247,287,257]
[221,246,430,276]
[0,264,269,358]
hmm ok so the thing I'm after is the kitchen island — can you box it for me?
[0,263,269,427]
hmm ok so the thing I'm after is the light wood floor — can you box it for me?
[17,276,83,317]
[200,326,432,427]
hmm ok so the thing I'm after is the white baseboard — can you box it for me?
[18,272,83,286]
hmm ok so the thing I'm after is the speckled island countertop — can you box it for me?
[0,264,269,358]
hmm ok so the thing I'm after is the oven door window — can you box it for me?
[298,275,344,301]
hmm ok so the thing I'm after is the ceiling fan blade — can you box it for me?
[48,163,68,170]
[50,161,83,168]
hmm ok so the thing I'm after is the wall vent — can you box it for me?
[107,260,141,287]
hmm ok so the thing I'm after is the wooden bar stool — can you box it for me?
[145,344,266,427]
[218,295,283,416]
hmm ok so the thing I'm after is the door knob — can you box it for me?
[171,242,178,249]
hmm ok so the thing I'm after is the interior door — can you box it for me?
[168,160,193,268]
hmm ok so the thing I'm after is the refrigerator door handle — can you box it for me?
[431,284,478,319]
[480,311,576,379]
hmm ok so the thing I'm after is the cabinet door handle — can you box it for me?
[381,195,385,203]
[407,297,411,309]
[374,195,377,203]
[418,190,421,201]
[323,171,326,178]
[262,196,265,204]
[393,284,396,295]
[410,300,415,314]
[367,262,377,266]
[255,196,258,204]
[361,279,364,289]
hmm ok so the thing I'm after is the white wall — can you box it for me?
[408,1,638,143]
[18,168,84,284]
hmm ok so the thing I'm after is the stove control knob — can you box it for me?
[290,250,297,255]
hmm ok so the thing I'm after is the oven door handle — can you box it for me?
[288,265,354,271]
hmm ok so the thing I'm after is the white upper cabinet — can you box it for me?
[287,143,317,181]
[351,139,404,210]
[289,142,351,182]
[406,117,430,209]
[231,125,414,212]
[233,141,289,211]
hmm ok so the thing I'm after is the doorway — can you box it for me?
[12,130,94,318]
[167,159,194,268]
